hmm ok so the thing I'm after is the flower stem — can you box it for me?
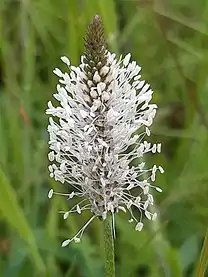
[103,216,115,277]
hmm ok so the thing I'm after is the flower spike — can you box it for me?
[46,15,163,246]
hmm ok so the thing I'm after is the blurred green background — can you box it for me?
[0,0,208,276]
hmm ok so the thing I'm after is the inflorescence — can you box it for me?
[46,15,164,247]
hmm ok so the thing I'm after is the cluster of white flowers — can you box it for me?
[46,17,163,246]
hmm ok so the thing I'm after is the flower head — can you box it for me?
[46,15,163,246]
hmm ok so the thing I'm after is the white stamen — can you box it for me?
[61,239,71,247]
[48,189,54,199]
[53,68,64,77]
[64,212,69,219]
[152,213,157,221]
[123,53,131,67]
[61,56,70,67]
[135,222,143,231]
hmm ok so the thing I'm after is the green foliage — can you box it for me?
[0,0,208,276]
[0,167,45,273]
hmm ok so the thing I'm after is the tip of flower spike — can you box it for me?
[84,14,106,67]
[92,14,101,24]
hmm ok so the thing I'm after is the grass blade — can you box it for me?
[194,229,208,277]
[0,167,46,273]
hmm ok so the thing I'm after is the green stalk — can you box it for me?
[194,228,208,277]
[103,216,115,277]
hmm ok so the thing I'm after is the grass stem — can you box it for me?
[103,216,115,277]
